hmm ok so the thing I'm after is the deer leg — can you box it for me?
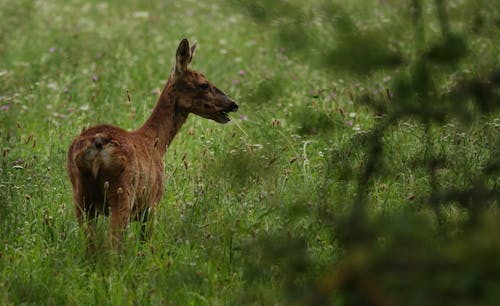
[140,221,153,242]
[85,211,98,255]
[140,208,156,242]
[109,188,132,250]
[75,197,98,255]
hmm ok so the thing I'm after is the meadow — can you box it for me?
[0,0,499,305]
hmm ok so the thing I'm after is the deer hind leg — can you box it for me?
[109,187,132,250]
[75,198,98,255]
[85,211,98,255]
[140,206,156,242]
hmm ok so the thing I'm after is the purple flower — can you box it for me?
[0,104,11,112]
[232,79,240,85]
[239,114,248,121]
[91,75,99,82]
[49,47,56,53]
[54,113,67,119]
[239,69,246,76]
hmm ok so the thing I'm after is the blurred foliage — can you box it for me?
[0,0,498,304]
[229,0,500,305]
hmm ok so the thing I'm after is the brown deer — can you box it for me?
[67,38,238,251]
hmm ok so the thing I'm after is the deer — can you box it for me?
[66,38,238,252]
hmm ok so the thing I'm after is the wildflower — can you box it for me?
[79,104,90,111]
[232,79,240,85]
[0,104,11,112]
[132,11,149,18]
[53,112,67,119]
[47,82,59,90]
[49,47,56,53]
[239,69,246,76]
[239,114,248,121]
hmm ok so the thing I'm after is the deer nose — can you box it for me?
[228,101,238,112]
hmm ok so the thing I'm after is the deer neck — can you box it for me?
[138,78,189,154]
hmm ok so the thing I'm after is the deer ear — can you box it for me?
[190,42,197,59]
[175,38,192,74]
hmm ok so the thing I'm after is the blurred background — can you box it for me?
[0,0,499,305]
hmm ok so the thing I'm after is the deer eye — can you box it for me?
[198,83,210,90]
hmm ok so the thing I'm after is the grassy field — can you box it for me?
[1,0,499,305]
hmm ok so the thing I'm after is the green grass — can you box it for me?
[1,0,499,305]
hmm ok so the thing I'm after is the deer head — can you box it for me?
[172,38,238,123]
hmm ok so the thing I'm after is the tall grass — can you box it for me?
[1,0,499,305]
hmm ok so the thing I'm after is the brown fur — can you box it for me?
[67,39,238,251]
